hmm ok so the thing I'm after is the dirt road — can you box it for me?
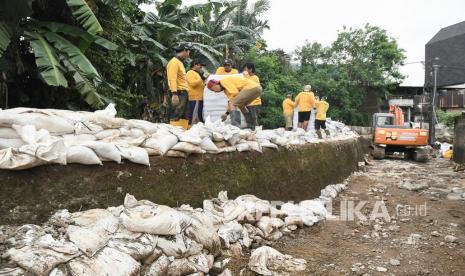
[232,157,465,275]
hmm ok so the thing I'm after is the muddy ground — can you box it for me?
[231,156,465,275]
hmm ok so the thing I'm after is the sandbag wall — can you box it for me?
[0,138,363,225]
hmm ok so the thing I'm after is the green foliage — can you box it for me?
[437,110,461,127]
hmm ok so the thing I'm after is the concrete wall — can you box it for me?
[0,138,365,225]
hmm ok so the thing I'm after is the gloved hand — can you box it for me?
[221,113,229,122]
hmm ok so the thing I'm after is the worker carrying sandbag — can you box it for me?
[314,96,330,139]
[207,77,263,130]
[216,59,239,75]
[443,146,454,160]
[243,63,261,128]
[295,85,315,130]
[282,94,295,131]
[166,44,190,129]
[186,60,207,125]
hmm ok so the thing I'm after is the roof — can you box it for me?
[427,21,465,44]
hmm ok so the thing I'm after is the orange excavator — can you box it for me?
[371,104,430,162]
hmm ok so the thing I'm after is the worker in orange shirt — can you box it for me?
[282,94,295,131]
[216,59,239,75]
[294,85,315,130]
[166,44,190,129]
[207,76,262,130]
[443,146,453,160]
[186,60,207,125]
[243,63,261,128]
[314,96,330,139]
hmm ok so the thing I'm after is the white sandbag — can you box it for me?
[220,146,236,153]
[120,203,191,235]
[171,142,206,154]
[200,137,219,153]
[188,253,212,273]
[67,209,120,256]
[165,150,187,158]
[62,134,97,146]
[248,246,307,276]
[18,139,67,165]
[258,140,279,150]
[0,127,19,139]
[0,148,45,170]
[116,145,150,166]
[166,258,197,276]
[141,254,171,276]
[7,234,81,275]
[67,247,140,276]
[143,133,178,155]
[83,141,121,163]
[107,234,157,261]
[94,129,121,140]
[184,217,221,256]
[157,234,203,259]
[235,143,250,152]
[0,138,25,149]
[94,103,117,117]
[66,146,102,165]
[217,221,244,246]
[11,124,46,144]
[131,128,145,138]
[247,141,262,152]
[299,200,328,218]
[145,147,162,156]
[0,112,75,135]
[119,127,132,136]
[74,121,104,135]
[126,119,158,134]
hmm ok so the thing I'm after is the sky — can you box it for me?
[140,0,465,86]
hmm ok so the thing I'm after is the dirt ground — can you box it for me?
[231,156,465,275]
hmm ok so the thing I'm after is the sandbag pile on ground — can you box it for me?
[0,181,350,275]
[0,105,357,170]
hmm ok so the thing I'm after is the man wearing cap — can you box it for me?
[186,60,206,125]
[216,59,239,75]
[207,77,262,130]
[295,84,315,130]
[282,93,295,131]
[166,44,190,129]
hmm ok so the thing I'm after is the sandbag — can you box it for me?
[66,146,102,165]
[0,138,25,149]
[116,145,150,166]
[171,142,205,154]
[67,247,140,276]
[18,139,67,165]
[120,203,192,235]
[0,127,19,139]
[131,128,145,138]
[126,119,158,134]
[74,121,104,135]
[107,234,157,261]
[12,124,51,144]
[0,112,75,135]
[248,246,306,275]
[156,234,203,259]
[143,133,178,155]
[165,150,187,158]
[94,129,121,140]
[0,148,45,170]
[84,141,122,163]
[141,255,171,276]
[200,137,219,153]
[62,134,97,146]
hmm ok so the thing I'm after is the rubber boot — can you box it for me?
[317,129,323,139]
[244,112,256,130]
[230,110,241,127]
[325,129,330,137]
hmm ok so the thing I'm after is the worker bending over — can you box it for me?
[443,146,453,161]
[295,85,315,130]
[166,44,190,129]
[243,63,261,128]
[216,59,239,75]
[315,96,330,139]
[207,76,263,130]
[282,94,295,131]
[186,60,207,125]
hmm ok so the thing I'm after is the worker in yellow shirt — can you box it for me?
[294,85,315,130]
[443,146,453,160]
[186,60,207,125]
[207,76,262,130]
[315,96,330,139]
[243,63,261,128]
[166,44,190,129]
[216,59,239,75]
[282,94,295,131]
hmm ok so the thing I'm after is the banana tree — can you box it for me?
[0,0,117,108]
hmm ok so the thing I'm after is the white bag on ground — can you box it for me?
[171,142,205,154]
[83,141,121,163]
[0,127,19,139]
[0,148,44,170]
[66,146,102,165]
[248,246,307,275]
[143,133,178,155]
[18,139,67,165]
[200,137,219,153]
[0,138,25,149]
[94,129,121,140]
[116,145,150,166]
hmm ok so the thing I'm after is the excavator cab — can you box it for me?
[371,105,430,162]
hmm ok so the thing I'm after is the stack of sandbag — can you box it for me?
[0,177,351,275]
[0,104,357,170]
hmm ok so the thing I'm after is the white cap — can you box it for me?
[304,85,311,91]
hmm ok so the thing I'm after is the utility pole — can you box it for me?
[429,64,439,145]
